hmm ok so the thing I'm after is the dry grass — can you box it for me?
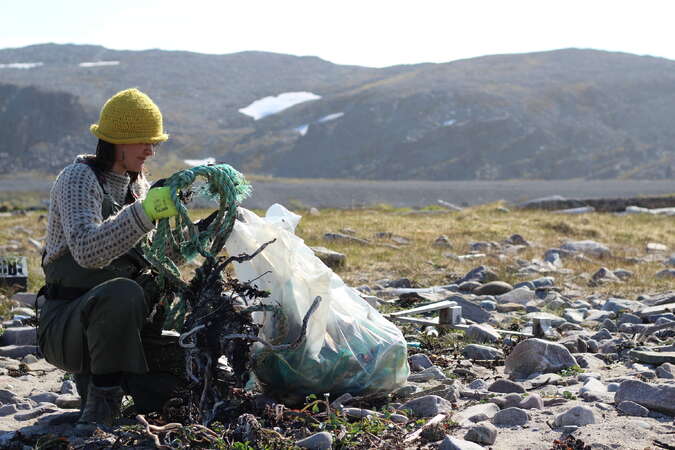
[0,203,672,300]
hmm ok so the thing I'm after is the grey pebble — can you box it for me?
[295,431,333,450]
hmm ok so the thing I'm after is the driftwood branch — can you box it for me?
[221,296,322,351]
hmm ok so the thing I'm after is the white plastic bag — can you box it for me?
[225,205,409,403]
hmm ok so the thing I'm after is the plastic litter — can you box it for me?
[225,204,409,403]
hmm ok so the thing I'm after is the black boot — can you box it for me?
[73,373,90,409]
[76,383,123,429]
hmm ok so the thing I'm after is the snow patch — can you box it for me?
[239,92,321,120]
[318,112,344,123]
[443,119,456,126]
[0,62,43,69]
[79,61,120,67]
[184,157,216,167]
[294,125,309,136]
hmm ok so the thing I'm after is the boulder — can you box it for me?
[465,324,500,344]
[505,338,577,379]
[0,327,37,346]
[492,407,529,426]
[439,435,484,450]
[474,281,512,296]
[409,354,433,371]
[462,344,504,361]
[614,380,675,415]
[617,401,649,417]
[464,422,497,445]
[561,240,610,258]
[488,379,525,394]
[496,287,535,305]
[554,406,595,427]
[656,362,675,379]
[296,431,333,450]
[401,395,454,417]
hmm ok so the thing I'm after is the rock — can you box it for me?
[401,395,454,417]
[456,266,498,284]
[579,378,608,401]
[464,422,497,445]
[29,392,58,404]
[0,327,37,346]
[602,298,642,313]
[323,232,369,246]
[554,406,596,427]
[525,312,566,328]
[497,303,526,313]
[630,350,675,365]
[308,207,320,216]
[455,403,500,424]
[493,407,529,426]
[55,394,80,409]
[433,235,453,248]
[459,281,482,292]
[390,413,409,423]
[296,431,333,449]
[488,379,525,394]
[614,380,675,415]
[524,373,563,387]
[0,389,19,404]
[592,267,620,283]
[439,435,484,450]
[480,300,497,311]
[407,366,447,382]
[448,295,492,323]
[0,404,17,416]
[617,313,642,325]
[647,242,668,252]
[561,240,611,258]
[563,309,585,324]
[14,405,57,421]
[613,269,633,280]
[656,269,675,279]
[505,338,577,379]
[656,363,675,379]
[386,278,413,288]
[600,318,617,332]
[474,281,512,296]
[462,344,504,360]
[617,401,649,417]
[409,353,433,371]
[496,287,535,305]
[0,345,39,359]
[467,380,487,391]
[591,328,613,341]
[21,354,38,364]
[465,324,500,343]
[310,246,345,269]
[519,394,544,410]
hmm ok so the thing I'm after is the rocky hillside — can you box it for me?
[1,44,674,179]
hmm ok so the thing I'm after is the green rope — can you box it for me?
[140,163,251,326]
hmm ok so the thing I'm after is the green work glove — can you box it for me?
[142,187,179,220]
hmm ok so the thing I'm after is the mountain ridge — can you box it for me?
[0,44,673,179]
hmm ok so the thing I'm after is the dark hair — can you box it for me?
[92,139,143,184]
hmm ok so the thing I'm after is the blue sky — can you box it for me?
[2,0,675,67]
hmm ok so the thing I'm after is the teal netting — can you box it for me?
[140,164,251,326]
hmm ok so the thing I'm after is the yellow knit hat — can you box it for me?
[90,88,169,144]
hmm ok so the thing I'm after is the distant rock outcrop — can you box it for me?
[0,84,90,173]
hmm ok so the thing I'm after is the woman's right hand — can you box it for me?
[142,187,179,220]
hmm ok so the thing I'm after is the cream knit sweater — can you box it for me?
[44,155,155,268]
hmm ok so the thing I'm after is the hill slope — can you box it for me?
[0,44,673,179]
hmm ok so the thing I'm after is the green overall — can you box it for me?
[37,172,184,412]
